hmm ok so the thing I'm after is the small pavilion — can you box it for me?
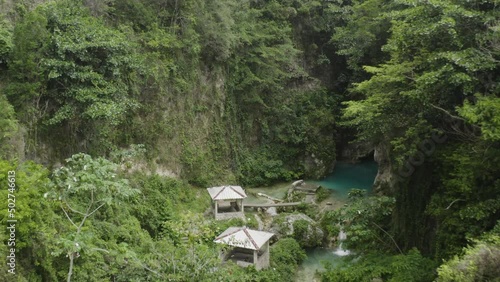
[207,186,247,220]
[214,226,274,270]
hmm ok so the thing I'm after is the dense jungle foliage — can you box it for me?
[0,0,499,281]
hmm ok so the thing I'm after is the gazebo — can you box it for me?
[214,227,274,270]
[207,186,247,220]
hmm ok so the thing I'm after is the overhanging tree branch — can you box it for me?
[60,204,78,229]
[64,200,86,216]
[372,222,403,255]
[446,199,465,210]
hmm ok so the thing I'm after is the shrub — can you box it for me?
[316,186,331,202]
[271,238,307,266]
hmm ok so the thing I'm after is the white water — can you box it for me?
[294,231,352,281]
[333,243,351,256]
[338,230,347,240]
[333,230,351,256]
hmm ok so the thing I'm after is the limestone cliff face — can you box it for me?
[338,141,373,162]
[4,1,339,186]
[335,139,396,194]
[303,153,335,180]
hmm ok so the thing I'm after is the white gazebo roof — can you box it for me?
[214,227,274,250]
[207,185,247,200]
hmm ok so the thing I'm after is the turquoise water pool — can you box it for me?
[312,160,378,197]
[295,247,348,282]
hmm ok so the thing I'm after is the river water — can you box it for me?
[295,160,378,281]
[244,161,378,281]
[313,160,378,197]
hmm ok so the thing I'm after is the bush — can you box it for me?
[436,233,500,282]
[128,173,201,238]
[271,237,307,267]
[293,219,309,239]
[237,149,300,187]
[322,249,437,282]
[316,186,331,202]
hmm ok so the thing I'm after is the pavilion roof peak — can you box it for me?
[214,226,274,250]
[207,185,247,200]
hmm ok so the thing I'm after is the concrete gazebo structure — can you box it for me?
[207,186,247,220]
[214,227,274,270]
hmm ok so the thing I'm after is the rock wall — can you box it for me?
[338,141,373,162]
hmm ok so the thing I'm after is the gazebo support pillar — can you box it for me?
[214,201,218,218]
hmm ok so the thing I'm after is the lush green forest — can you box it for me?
[0,0,499,281]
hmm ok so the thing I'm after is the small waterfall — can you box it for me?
[338,230,347,241]
[333,230,351,256]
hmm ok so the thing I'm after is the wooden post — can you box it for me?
[263,241,270,269]
[253,250,259,270]
[214,200,218,219]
